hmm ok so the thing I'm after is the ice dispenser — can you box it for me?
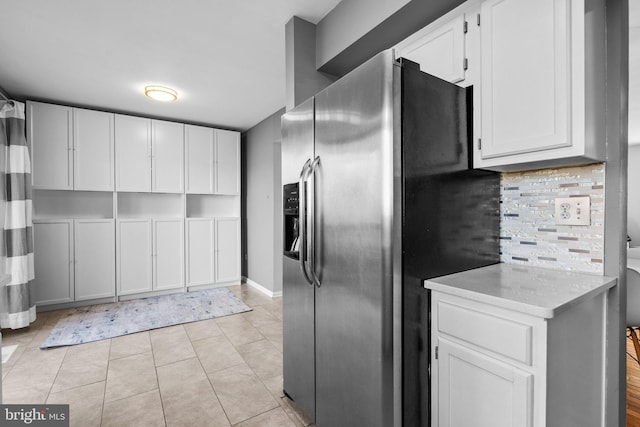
[283,183,300,259]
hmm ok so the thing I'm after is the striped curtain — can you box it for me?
[0,101,36,329]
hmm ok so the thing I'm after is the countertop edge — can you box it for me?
[423,267,617,319]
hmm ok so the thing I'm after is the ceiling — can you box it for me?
[2,1,638,137]
[0,0,342,131]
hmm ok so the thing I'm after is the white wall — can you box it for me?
[244,108,285,294]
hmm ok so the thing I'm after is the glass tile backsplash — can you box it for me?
[500,163,605,274]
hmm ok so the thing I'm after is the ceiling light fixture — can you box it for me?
[144,85,178,102]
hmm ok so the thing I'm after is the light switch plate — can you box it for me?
[555,196,590,226]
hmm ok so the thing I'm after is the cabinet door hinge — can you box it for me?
[478,138,482,150]
[463,58,468,70]
[477,14,481,26]
[435,346,439,360]
[463,21,468,34]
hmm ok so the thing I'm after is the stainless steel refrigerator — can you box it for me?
[281,49,500,427]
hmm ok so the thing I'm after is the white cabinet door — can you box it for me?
[74,219,115,300]
[116,114,151,192]
[28,102,73,190]
[186,218,215,286]
[436,339,533,427]
[152,120,184,193]
[153,219,184,290]
[395,15,466,83]
[480,0,571,159]
[32,220,74,304]
[185,125,215,194]
[117,219,153,294]
[73,109,114,191]
[215,129,240,195]
[215,218,240,283]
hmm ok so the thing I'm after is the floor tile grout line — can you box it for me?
[210,286,281,427]
[154,365,169,427]
[198,350,234,426]
[42,346,69,405]
[99,338,112,427]
[207,286,253,426]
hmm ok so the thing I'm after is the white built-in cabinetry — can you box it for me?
[115,115,184,193]
[28,102,114,191]
[185,125,241,195]
[33,219,115,305]
[394,0,605,171]
[28,101,241,308]
[186,218,215,286]
[186,217,240,287]
[117,218,184,295]
[215,129,241,195]
[215,217,241,282]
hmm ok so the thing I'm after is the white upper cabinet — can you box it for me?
[73,109,114,191]
[476,0,605,170]
[215,129,241,195]
[185,125,215,194]
[28,102,114,191]
[395,14,467,83]
[29,102,73,190]
[116,116,184,193]
[185,127,240,195]
[152,120,184,193]
[116,114,151,192]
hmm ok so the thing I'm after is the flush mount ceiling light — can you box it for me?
[144,85,178,102]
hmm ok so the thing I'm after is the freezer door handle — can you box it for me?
[298,159,314,285]
[308,156,321,287]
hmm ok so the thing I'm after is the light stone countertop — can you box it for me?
[423,263,617,318]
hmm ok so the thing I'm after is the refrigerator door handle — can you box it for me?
[308,156,322,287]
[298,159,314,285]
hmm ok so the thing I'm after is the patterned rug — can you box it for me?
[40,288,251,349]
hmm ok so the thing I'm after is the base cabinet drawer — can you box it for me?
[437,300,533,365]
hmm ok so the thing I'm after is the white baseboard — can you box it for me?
[242,277,283,298]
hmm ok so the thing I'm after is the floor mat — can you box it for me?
[40,288,251,349]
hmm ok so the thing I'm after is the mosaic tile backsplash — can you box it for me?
[500,163,605,274]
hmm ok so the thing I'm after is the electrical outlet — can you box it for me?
[555,196,591,226]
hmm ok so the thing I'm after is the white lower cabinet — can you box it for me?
[186,218,215,286]
[153,219,184,290]
[33,220,74,304]
[117,219,184,295]
[431,290,606,427]
[436,338,533,427]
[215,217,241,283]
[186,217,240,286]
[33,219,115,305]
[74,220,116,300]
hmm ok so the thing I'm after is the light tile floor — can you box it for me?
[1,284,314,427]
